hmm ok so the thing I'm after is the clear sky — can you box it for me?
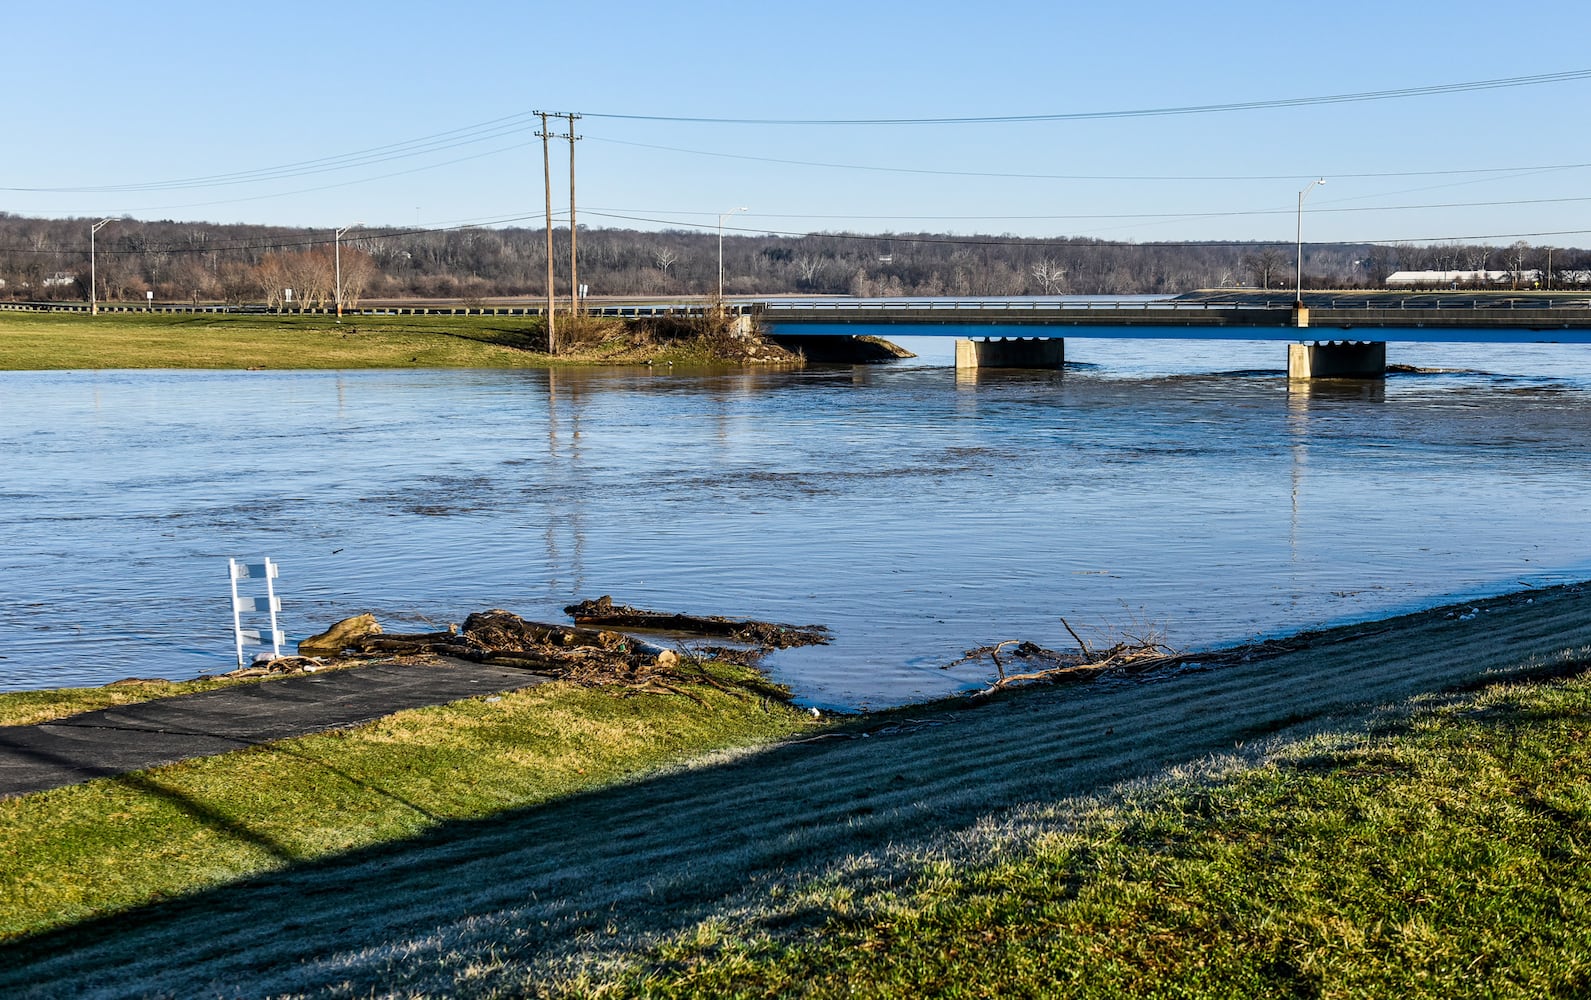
[7,0,1591,248]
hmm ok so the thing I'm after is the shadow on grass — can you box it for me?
[3,587,1589,994]
[0,684,1192,984]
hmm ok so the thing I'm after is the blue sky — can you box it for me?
[7,0,1591,247]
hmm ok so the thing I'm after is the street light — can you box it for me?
[89,218,113,316]
[718,206,747,303]
[334,223,361,319]
[1295,178,1325,307]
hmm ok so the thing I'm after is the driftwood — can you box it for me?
[564,596,831,649]
[355,610,680,675]
[945,618,1187,696]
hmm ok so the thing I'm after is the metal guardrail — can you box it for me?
[753,297,1591,313]
[755,299,1241,312]
[0,302,749,318]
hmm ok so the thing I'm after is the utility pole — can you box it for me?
[1295,178,1324,307]
[89,219,113,316]
[537,111,556,354]
[564,113,581,321]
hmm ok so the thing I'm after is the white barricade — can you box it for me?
[229,557,284,667]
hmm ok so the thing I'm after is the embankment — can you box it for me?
[1,583,1585,995]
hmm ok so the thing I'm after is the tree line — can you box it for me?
[1,212,1585,305]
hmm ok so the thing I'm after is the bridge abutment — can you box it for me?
[1287,341,1386,380]
[954,337,1064,370]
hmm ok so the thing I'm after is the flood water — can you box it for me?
[3,333,1590,709]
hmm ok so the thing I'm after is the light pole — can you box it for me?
[717,206,747,304]
[1295,179,1324,307]
[334,223,360,319]
[89,218,113,316]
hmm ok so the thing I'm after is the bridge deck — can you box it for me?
[756,298,1591,343]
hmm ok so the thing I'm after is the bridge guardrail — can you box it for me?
[753,297,1591,313]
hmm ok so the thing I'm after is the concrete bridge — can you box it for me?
[752,293,1591,378]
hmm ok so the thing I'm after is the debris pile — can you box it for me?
[286,598,832,696]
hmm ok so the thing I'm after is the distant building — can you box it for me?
[1385,269,1541,288]
[42,271,77,287]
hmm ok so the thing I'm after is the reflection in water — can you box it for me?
[2,345,1590,708]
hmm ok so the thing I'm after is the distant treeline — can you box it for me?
[1,212,1584,305]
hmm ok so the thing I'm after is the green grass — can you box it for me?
[0,312,566,369]
[590,675,1591,999]
[0,311,790,369]
[0,663,818,940]
[4,588,1588,996]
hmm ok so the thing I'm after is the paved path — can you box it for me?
[0,660,549,798]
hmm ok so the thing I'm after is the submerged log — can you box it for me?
[564,596,831,649]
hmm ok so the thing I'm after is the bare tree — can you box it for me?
[282,250,334,308]
[1241,247,1288,289]
[1506,240,1531,289]
[257,254,290,309]
[793,253,823,287]
[337,249,377,309]
[1030,257,1067,294]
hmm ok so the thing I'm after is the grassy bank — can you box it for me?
[595,673,1591,998]
[2,586,1588,996]
[0,662,816,942]
[0,312,554,369]
[0,311,791,369]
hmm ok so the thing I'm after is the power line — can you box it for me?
[0,113,545,194]
[575,210,1591,251]
[65,140,538,218]
[575,193,1591,226]
[588,136,1591,184]
[583,68,1591,125]
[0,213,560,256]
[8,68,1590,200]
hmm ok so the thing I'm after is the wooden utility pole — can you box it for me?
[565,113,582,321]
[537,111,556,354]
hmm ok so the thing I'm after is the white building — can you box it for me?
[1385,269,1542,288]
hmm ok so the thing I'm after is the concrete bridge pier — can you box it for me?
[1287,341,1386,380]
[954,337,1065,370]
